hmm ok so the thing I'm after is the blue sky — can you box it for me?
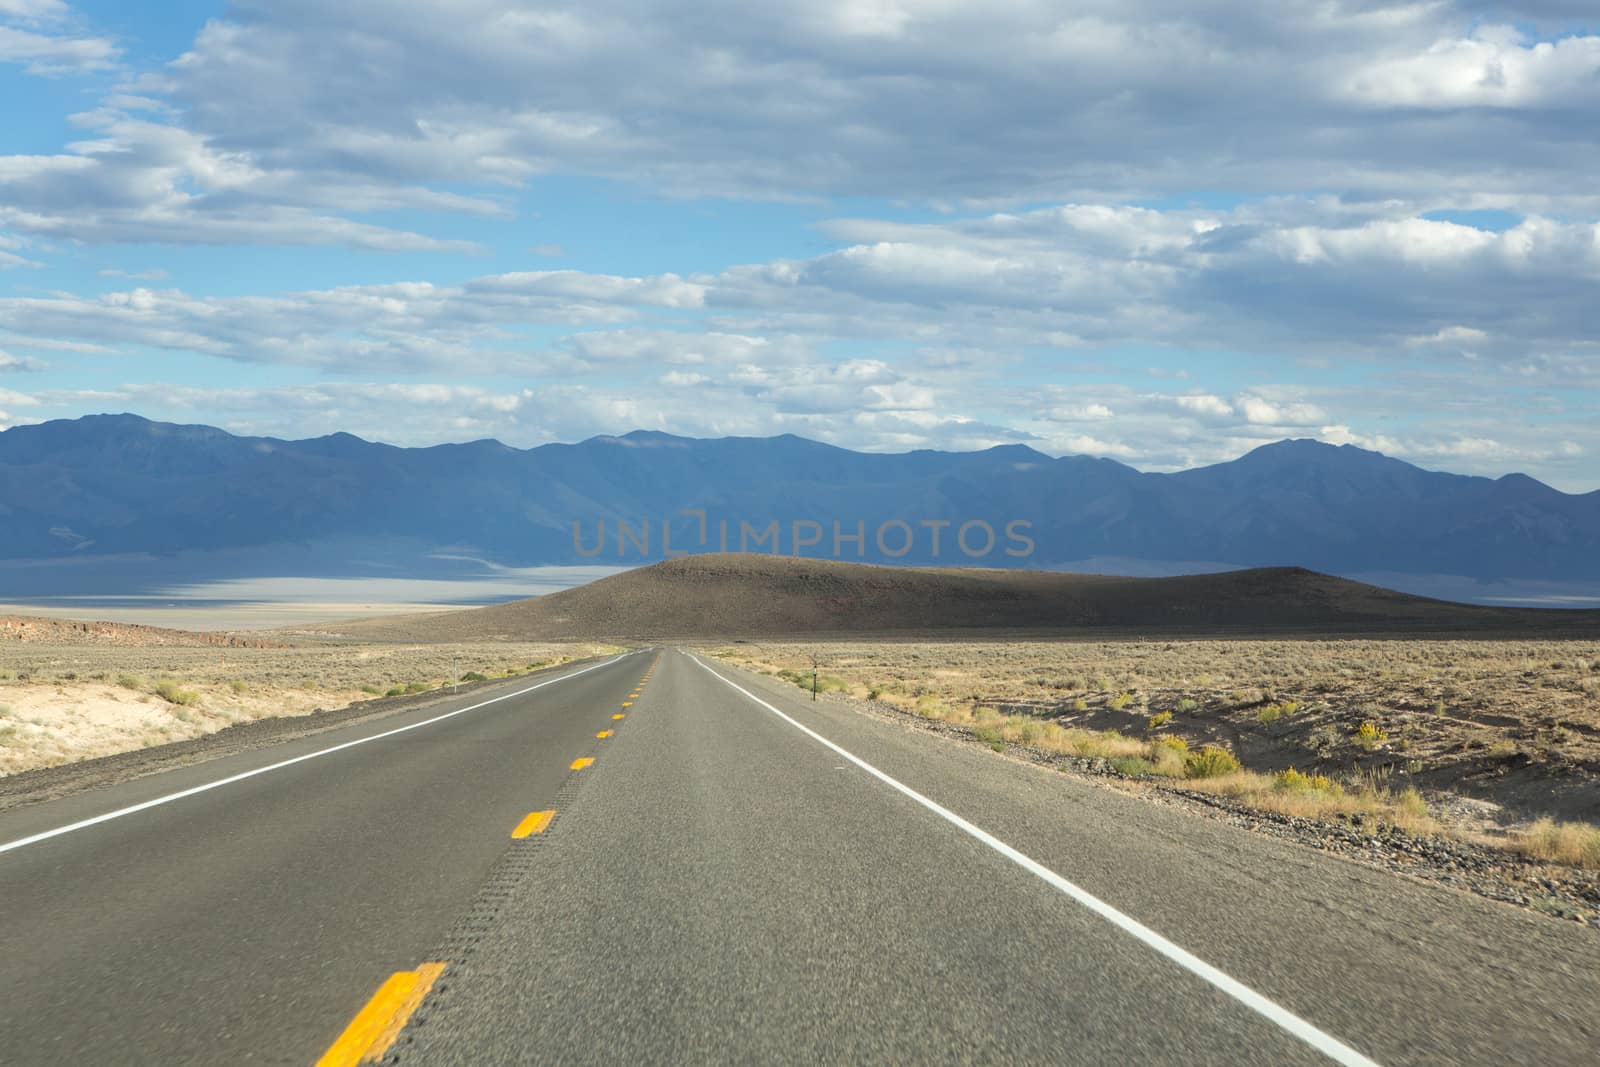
[1,1,1598,490]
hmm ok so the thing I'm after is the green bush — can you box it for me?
[116,674,147,691]
[461,671,489,683]
[403,681,432,694]
[154,680,200,706]
[973,726,1005,752]
[385,686,406,698]
[1258,700,1300,724]
[1112,756,1154,776]
[1146,711,1173,730]
[1184,745,1241,779]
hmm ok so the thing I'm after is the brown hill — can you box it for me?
[0,614,280,648]
[328,555,1600,642]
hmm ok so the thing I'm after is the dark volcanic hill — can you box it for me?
[331,555,1600,641]
[3,414,1599,589]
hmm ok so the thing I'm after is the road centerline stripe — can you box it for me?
[316,961,446,1067]
[512,810,556,838]
[688,653,1381,1067]
[570,757,595,771]
[0,654,636,856]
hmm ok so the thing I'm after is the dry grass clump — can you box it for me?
[1514,818,1600,868]
[1183,770,1437,833]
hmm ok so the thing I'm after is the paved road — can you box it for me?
[3,648,1598,1065]
[0,651,651,1064]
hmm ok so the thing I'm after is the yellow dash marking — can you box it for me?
[316,961,447,1067]
[597,730,614,739]
[511,810,555,838]
[570,757,595,771]
[622,701,632,707]
[612,713,625,720]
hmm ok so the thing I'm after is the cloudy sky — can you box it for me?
[1,1,1597,489]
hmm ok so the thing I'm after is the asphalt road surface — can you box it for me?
[2,648,1596,1065]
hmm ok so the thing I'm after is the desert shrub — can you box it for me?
[0,723,17,745]
[461,671,488,683]
[1152,735,1189,756]
[1108,693,1133,710]
[1184,745,1241,779]
[1272,767,1339,795]
[1258,700,1299,724]
[1146,710,1173,729]
[403,681,432,694]
[154,680,200,706]
[1072,697,1089,712]
[385,686,406,698]
[1112,756,1153,776]
[229,680,250,694]
[1395,787,1430,823]
[1353,720,1388,751]
[867,687,883,700]
[360,685,383,695]
[116,674,148,691]
[1177,698,1198,713]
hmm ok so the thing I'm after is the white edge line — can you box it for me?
[688,652,1382,1067]
[0,653,637,856]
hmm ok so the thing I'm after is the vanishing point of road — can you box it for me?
[1,649,1596,1064]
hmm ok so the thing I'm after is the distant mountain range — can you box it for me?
[1,414,1597,595]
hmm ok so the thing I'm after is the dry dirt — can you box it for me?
[0,629,618,776]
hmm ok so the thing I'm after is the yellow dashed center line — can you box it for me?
[612,713,625,720]
[511,810,555,838]
[316,962,447,1067]
[621,701,632,707]
[570,757,595,771]
[596,730,614,739]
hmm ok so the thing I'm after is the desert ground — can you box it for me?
[0,617,616,775]
[707,637,1600,869]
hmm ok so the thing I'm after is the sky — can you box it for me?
[1,1,1598,490]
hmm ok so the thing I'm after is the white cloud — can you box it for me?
[0,1,1596,257]
[0,0,116,75]
[1345,25,1600,109]
[1175,394,1233,418]
[0,349,45,371]
[98,268,170,281]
